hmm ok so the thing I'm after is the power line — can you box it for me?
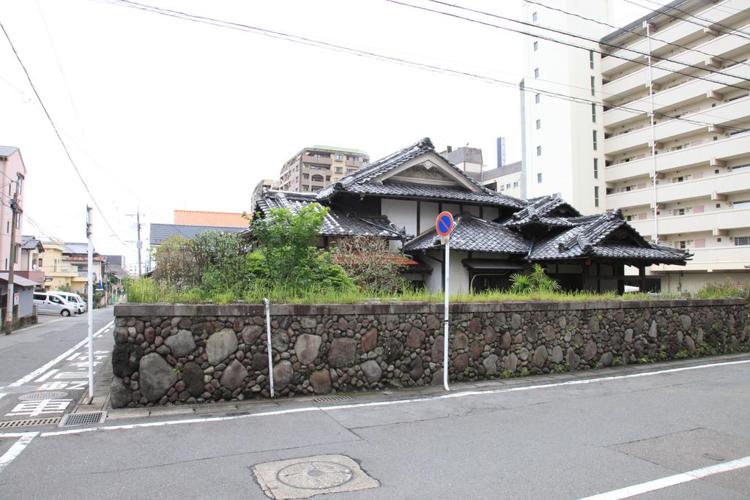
[101,0,748,133]
[621,0,750,41]
[523,0,750,69]
[388,0,750,92]
[0,20,131,250]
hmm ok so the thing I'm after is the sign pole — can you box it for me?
[86,206,94,402]
[443,236,450,391]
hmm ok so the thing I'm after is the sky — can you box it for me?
[0,0,659,267]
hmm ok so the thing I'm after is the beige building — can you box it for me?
[600,0,750,292]
[482,161,523,199]
[278,146,369,193]
[521,0,750,292]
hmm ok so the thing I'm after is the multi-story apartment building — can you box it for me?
[520,1,610,215]
[441,145,484,180]
[521,0,750,292]
[277,146,369,193]
[601,0,750,292]
[482,161,523,199]
[0,146,26,272]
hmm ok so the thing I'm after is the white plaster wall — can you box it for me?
[419,202,439,235]
[443,203,460,216]
[381,199,418,237]
[422,251,443,293]
[449,250,471,295]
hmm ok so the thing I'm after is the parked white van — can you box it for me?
[33,292,77,317]
[55,292,86,314]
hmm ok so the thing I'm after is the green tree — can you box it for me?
[153,236,199,290]
[249,203,354,293]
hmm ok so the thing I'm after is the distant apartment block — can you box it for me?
[482,161,523,199]
[250,178,279,210]
[0,146,26,272]
[441,146,484,180]
[521,0,750,292]
[278,146,369,193]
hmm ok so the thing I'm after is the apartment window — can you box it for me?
[626,215,633,221]
[335,154,342,160]
[534,68,539,79]
[536,145,542,156]
[590,76,595,96]
[592,130,598,151]
[537,173,543,183]
[589,50,594,70]
[335,167,343,174]
[533,41,538,51]
[735,236,750,246]
[536,119,541,130]
[593,158,599,179]
[513,181,519,188]
[532,11,538,23]
[591,103,596,122]
[594,186,599,207]
[535,93,540,104]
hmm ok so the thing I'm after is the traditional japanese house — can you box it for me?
[254,138,688,293]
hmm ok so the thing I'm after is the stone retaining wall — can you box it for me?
[111,299,749,408]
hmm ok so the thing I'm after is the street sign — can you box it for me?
[436,211,454,238]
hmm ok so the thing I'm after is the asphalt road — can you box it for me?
[0,308,115,421]
[0,353,749,499]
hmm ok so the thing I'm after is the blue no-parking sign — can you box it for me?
[436,211,455,238]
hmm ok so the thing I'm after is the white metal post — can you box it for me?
[443,238,450,391]
[263,298,275,398]
[645,21,659,244]
[86,206,94,402]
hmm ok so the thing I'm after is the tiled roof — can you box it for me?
[505,193,580,228]
[404,215,529,254]
[257,191,403,239]
[149,224,245,246]
[317,137,525,209]
[21,235,43,250]
[405,210,687,264]
[530,212,685,263]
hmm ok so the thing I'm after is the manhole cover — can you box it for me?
[19,391,69,401]
[253,454,379,499]
[277,461,353,489]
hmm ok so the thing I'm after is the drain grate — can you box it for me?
[0,417,61,428]
[59,411,106,427]
[19,391,70,401]
[313,395,353,403]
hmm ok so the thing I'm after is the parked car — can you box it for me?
[33,292,76,317]
[54,292,87,314]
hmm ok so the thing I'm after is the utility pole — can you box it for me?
[86,206,94,401]
[4,177,20,335]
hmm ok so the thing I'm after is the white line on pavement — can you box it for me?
[4,321,113,389]
[0,432,38,474]
[22,356,750,439]
[34,369,59,383]
[581,455,750,499]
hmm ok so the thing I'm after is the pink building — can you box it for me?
[0,147,26,271]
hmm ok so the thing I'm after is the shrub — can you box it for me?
[694,281,750,300]
[331,236,409,294]
[510,264,560,294]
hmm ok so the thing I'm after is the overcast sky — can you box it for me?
[0,0,657,265]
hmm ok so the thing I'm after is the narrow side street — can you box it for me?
[0,308,114,426]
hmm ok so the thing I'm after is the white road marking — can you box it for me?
[0,432,38,474]
[34,369,59,383]
[53,371,88,380]
[21,356,750,439]
[7,399,72,417]
[581,455,750,499]
[4,321,113,388]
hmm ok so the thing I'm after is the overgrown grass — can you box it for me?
[124,278,733,305]
[694,281,750,300]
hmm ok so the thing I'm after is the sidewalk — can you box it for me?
[96,351,750,424]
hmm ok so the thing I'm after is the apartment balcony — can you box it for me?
[606,168,750,209]
[601,0,749,76]
[602,24,750,101]
[302,155,332,166]
[604,96,750,156]
[650,245,750,273]
[628,207,750,237]
[606,133,750,182]
[604,63,750,128]
[41,265,78,277]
